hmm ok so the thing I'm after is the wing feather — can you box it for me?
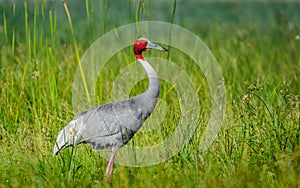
[53,99,143,155]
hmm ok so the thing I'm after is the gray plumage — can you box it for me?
[53,38,167,181]
[53,83,158,154]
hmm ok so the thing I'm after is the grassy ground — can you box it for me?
[0,0,300,187]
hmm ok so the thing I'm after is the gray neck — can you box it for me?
[136,58,160,118]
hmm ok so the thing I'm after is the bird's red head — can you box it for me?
[133,37,167,60]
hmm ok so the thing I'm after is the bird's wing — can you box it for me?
[53,99,143,155]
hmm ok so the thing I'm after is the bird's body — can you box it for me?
[53,78,158,154]
[53,38,167,182]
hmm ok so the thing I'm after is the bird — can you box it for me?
[53,37,167,182]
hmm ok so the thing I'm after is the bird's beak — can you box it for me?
[146,41,168,51]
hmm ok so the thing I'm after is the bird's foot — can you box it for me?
[105,173,112,184]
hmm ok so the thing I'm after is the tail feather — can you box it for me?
[53,129,70,156]
[53,120,80,156]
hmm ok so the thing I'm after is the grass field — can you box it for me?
[0,0,300,187]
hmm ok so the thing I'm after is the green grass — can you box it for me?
[1,1,300,187]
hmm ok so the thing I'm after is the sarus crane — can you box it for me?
[53,37,167,182]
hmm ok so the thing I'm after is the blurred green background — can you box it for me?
[0,0,299,187]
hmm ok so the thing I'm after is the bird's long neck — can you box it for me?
[136,58,160,118]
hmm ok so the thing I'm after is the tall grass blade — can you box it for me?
[24,1,31,60]
[3,11,8,45]
[167,0,176,60]
[61,0,91,107]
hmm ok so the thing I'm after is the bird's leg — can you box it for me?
[105,148,117,182]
